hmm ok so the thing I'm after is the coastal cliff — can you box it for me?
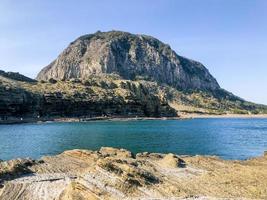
[1,71,267,122]
[1,31,267,121]
[0,73,176,119]
[0,147,267,199]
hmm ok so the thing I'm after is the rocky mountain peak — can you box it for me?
[37,30,220,91]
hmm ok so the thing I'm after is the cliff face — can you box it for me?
[0,73,177,119]
[1,31,267,120]
[1,70,267,121]
[37,31,220,91]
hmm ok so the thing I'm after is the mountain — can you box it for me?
[1,31,267,122]
[37,31,219,91]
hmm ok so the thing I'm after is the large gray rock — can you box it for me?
[37,31,220,91]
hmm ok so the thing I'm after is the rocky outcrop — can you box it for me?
[1,71,267,121]
[1,147,267,199]
[37,31,220,91]
[0,74,177,120]
[0,70,36,83]
[1,31,267,119]
[0,83,41,118]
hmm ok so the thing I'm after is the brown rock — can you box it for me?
[1,147,267,199]
[158,153,185,168]
[99,147,133,159]
[58,182,100,200]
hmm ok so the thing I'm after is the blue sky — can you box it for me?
[0,0,266,104]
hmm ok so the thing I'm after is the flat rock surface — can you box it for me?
[0,147,267,199]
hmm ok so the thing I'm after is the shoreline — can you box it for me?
[1,114,267,125]
[0,116,181,125]
[1,147,267,199]
[181,113,267,119]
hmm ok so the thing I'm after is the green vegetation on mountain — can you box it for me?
[1,71,266,120]
[1,31,267,120]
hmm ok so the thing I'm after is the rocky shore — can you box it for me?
[1,114,267,125]
[0,116,180,125]
[0,147,267,200]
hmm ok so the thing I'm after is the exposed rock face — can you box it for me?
[1,147,267,199]
[0,83,41,118]
[0,73,177,120]
[37,31,220,91]
[1,31,267,119]
[1,70,267,121]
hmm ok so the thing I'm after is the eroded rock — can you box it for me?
[158,153,186,168]
[99,147,133,159]
[37,31,220,92]
[0,158,36,181]
[1,148,266,199]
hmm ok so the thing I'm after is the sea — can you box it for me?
[0,118,266,160]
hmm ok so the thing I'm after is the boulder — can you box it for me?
[158,153,186,168]
[99,147,134,159]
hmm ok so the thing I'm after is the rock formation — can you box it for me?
[37,31,219,91]
[1,31,267,121]
[0,70,36,83]
[0,73,177,120]
[0,147,267,199]
[1,68,267,122]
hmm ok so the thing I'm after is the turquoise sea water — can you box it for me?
[0,118,266,160]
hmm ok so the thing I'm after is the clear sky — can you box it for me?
[0,0,266,104]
